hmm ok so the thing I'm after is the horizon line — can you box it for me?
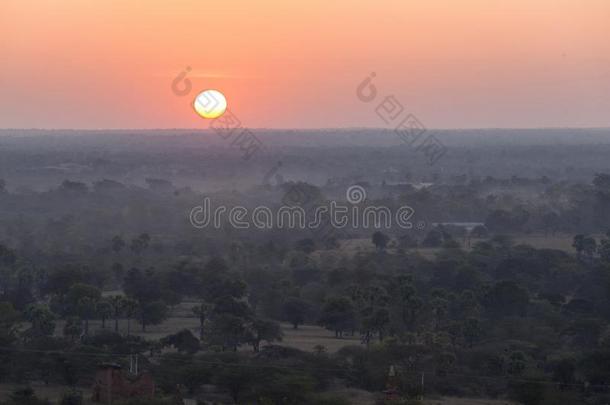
[1,126,610,133]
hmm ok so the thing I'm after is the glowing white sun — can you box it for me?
[193,89,227,119]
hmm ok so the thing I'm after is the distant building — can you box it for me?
[432,222,485,231]
[383,365,400,401]
[92,363,155,403]
[145,177,174,193]
[382,181,434,190]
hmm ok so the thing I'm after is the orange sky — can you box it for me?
[1,0,609,129]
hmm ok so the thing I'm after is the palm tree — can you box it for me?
[108,295,125,333]
[123,298,138,336]
[192,303,210,340]
[111,235,125,254]
[96,299,113,329]
[77,296,97,335]
[572,234,585,260]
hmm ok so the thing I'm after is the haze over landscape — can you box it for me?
[1,1,610,405]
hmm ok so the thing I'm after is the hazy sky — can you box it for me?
[1,0,609,129]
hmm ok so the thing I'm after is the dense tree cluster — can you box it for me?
[0,221,607,404]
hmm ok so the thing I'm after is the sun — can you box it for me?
[193,89,227,119]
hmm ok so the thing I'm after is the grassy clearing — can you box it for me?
[0,383,93,404]
[54,299,362,355]
[280,323,361,352]
[510,233,578,251]
[0,383,516,405]
[424,398,515,405]
[55,318,361,354]
[339,233,584,256]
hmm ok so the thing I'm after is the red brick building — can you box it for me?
[92,363,155,403]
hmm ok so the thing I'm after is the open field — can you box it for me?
[0,383,516,405]
[0,383,517,405]
[424,398,515,405]
[510,233,589,251]
[338,233,586,257]
[54,315,362,354]
[279,323,361,352]
[0,383,93,404]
